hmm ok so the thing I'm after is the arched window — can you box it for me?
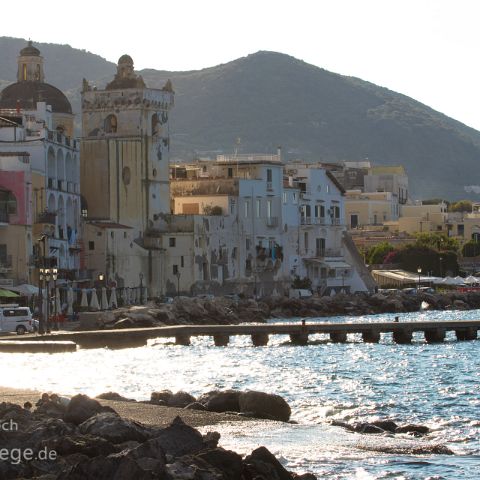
[104,114,117,134]
[151,114,159,136]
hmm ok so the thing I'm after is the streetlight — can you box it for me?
[439,256,443,278]
[139,272,144,304]
[52,268,58,331]
[175,271,181,297]
[39,267,45,335]
[98,273,105,285]
[44,268,51,333]
[417,266,422,291]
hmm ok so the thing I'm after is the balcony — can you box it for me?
[301,216,312,225]
[48,177,56,189]
[331,218,341,226]
[0,255,12,272]
[266,181,273,192]
[300,190,311,199]
[36,211,56,224]
[266,216,278,228]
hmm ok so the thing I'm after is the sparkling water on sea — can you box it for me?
[1,309,479,479]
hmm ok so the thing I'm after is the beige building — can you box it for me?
[345,190,399,229]
[81,55,174,294]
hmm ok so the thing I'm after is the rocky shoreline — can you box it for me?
[0,391,312,480]
[84,291,480,330]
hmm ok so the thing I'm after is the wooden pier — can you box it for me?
[9,320,480,349]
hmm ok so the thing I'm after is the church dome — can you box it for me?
[20,41,40,57]
[0,81,72,114]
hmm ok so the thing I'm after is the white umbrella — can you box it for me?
[453,276,466,285]
[142,286,148,304]
[55,288,62,315]
[122,287,128,305]
[330,289,336,296]
[132,288,138,304]
[465,275,478,284]
[109,287,118,309]
[80,288,88,308]
[90,289,100,310]
[100,287,108,310]
[67,287,74,316]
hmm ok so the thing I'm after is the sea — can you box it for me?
[1,308,479,479]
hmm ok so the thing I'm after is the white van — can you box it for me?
[0,305,34,335]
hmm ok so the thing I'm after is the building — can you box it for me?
[345,190,400,228]
[0,42,81,285]
[169,154,373,295]
[80,55,174,294]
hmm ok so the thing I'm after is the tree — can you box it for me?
[366,242,394,265]
[448,200,472,213]
[291,275,312,289]
[462,240,480,257]
[414,233,459,252]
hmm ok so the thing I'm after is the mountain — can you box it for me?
[1,36,479,200]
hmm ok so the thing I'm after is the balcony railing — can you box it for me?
[266,181,273,192]
[48,177,55,189]
[266,216,278,228]
[36,211,56,224]
[301,216,311,225]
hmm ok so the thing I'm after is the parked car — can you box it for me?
[0,305,34,334]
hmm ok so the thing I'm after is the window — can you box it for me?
[88,241,95,250]
[169,237,176,247]
[173,265,178,275]
[244,200,250,218]
[304,231,309,251]
[458,224,465,236]
[266,169,272,182]
[267,200,272,218]
[229,199,236,215]
[104,114,117,134]
[292,192,298,204]
[256,199,261,218]
[246,237,251,250]
[181,256,184,268]
[228,167,233,178]
[0,190,17,216]
[282,192,287,204]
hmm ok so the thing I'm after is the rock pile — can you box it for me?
[149,389,292,422]
[81,291,480,330]
[0,393,311,479]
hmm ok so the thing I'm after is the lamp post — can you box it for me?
[44,268,51,333]
[98,273,105,310]
[439,256,443,278]
[139,272,144,304]
[175,271,181,298]
[417,266,422,291]
[52,268,58,330]
[39,267,45,335]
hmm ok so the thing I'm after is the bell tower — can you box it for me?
[17,41,45,82]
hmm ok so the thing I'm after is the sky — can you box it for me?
[3,0,480,130]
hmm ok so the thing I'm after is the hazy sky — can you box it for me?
[3,0,480,130]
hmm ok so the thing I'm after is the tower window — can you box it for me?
[104,114,117,134]
[23,64,27,81]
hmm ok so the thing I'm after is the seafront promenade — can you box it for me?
[3,319,479,351]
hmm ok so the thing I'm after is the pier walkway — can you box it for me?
[9,319,480,349]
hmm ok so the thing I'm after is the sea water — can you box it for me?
[1,309,479,479]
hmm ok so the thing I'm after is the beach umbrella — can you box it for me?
[67,287,74,316]
[330,289,336,297]
[453,276,466,285]
[100,287,108,310]
[109,287,118,309]
[55,288,61,315]
[80,289,88,308]
[90,289,100,310]
[465,275,478,284]
[122,287,128,305]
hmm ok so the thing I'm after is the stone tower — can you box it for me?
[80,55,174,293]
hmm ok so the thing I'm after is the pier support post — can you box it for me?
[362,330,381,343]
[330,331,347,343]
[251,333,269,347]
[393,329,412,344]
[175,334,191,346]
[424,328,446,344]
[213,334,229,347]
[455,328,477,341]
[290,332,309,345]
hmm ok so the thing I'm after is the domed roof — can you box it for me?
[0,81,72,114]
[118,54,133,65]
[20,41,40,57]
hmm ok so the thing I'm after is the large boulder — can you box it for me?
[150,390,173,405]
[152,416,205,458]
[238,391,291,422]
[79,412,151,444]
[196,448,243,480]
[244,446,293,480]
[199,390,241,413]
[167,391,196,408]
[65,394,115,425]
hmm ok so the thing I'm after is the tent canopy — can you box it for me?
[0,289,20,297]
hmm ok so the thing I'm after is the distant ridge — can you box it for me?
[1,37,479,199]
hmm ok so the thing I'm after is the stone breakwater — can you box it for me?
[0,393,314,480]
[83,291,480,330]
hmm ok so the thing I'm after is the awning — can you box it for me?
[0,289,20,297]
[304,258,351,269]
[7,284,39,296]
